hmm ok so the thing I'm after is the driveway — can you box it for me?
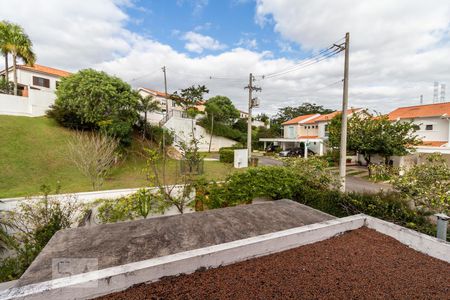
[345,176,392,193]
[256,156,283,166]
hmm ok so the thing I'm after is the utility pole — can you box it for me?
[339,32,350,192]
[245,73,261,160]
[162,66,169,114]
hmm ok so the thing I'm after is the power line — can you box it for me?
[263,47,343,79]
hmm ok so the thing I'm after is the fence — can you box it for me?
[0,90,55,117]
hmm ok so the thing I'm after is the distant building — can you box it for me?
[387,102,450,148]
[0,64,71,97]
[260,108,362,156]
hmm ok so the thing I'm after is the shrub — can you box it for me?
[48,69,140,145]
[292,188,440,238]
[219,148,234,163]
[0,189,80,282]
[138,121,174,146]
[198,118,246,143]
[368,163,398,182]
[96,189,168,223]
[392,153,450,214]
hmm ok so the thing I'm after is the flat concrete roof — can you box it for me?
[17,200,334,286]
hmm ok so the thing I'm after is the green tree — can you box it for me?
[392,153,449,214]
[48,69,140,144]
[328,110,420,172]
[170,84,209,118]
[0,21,36,95]
[205,96,240,124]
[137,95,160,138]
[273,103,333,124]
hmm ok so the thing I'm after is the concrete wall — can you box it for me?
[164,116,236,152]
[401,117,450,142]
[0,90,55,117]
[0,93,31,116]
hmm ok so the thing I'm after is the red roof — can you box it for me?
[420,141,448,147]
[140,87,169,98]
[312,108,362,123]
[298,135,319,139]
[388,102,450,120]
[282,114,320,125]
[17,64,71,77]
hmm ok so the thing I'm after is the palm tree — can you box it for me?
[2,23,36,95]
[138,95,160,138]
[0,21,11,93]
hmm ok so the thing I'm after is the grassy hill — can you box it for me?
[0,116,234,198]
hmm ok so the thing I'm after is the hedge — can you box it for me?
[219,148,234,163]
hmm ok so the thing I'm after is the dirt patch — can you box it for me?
[96,227,449,300]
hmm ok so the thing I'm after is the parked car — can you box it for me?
[279,147,315,157]
[265,144,281,152]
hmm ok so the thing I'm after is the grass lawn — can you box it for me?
[0,116,236,198]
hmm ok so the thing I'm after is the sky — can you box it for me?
[1,0,449,114]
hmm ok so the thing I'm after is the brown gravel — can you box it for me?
[96,228,450,300]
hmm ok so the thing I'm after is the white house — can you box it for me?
[0,64,71,116]
[260,108,362,156]
[138,87,206,125]
[0,64,71,96]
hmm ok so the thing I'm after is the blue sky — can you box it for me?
[123,0,301,59]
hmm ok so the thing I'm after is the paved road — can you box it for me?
[256,156,390,194]
[345,176,392,194]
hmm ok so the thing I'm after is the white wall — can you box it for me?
[0,93,31,116]
[0,90,55,117]
[6,69,60,92]
[402,117,449,142]
[164,116,236,152]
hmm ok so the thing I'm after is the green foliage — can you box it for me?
[392,153,450,214]
[0,77,13,94]
[199,117,246,142]
[205,96,240,124]
[219,148,234,163]
[97,188,167,223]
[170,85,209,111]
[328,110,420,166]
[0,187,80,282]
[368,164,399,182]
[294,188,439,237]
[273,103,334,124]
[48,69,140,145]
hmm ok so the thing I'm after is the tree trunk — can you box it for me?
[4,54,9,93]
[143,111,147,139]
[12,53,17,96]
[208,113,214,153]
[365,154,372,177]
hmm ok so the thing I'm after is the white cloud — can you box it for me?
[182,31,227,53]
[236,38,258,49]
[1,0,450,115]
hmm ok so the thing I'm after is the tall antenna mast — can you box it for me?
[433,81,439,103]
[440,84,446,102]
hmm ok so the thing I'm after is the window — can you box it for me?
[32,76,50,88]
[425,124,433,131]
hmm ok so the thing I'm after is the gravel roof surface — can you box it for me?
[97,227,450,300]
[18,200,334,286]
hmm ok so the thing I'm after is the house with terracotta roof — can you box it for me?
[387,102,450,150]
[260,108,362,156]
[0,64,71,97]
[138,87,206,124]
[0,64,71,116]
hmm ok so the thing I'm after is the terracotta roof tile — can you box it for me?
[388,102,450,120]
[313,108,362,123]
[282,114,320,125]
[17,64,71,77]
[140,87,169,98]
[298,135,319,139]
[420,141,448,147]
